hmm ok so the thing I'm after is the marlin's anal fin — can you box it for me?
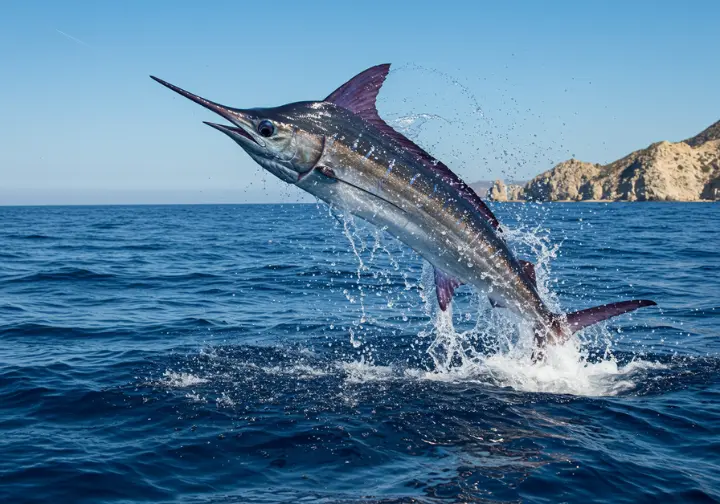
[434,267,463,311]
[519,259,537,286]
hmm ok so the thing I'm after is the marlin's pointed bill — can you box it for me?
[150,76,241,126]
[151,65,657,353]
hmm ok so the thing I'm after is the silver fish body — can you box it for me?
[151,64,656,349]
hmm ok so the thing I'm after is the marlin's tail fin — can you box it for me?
[564,299,657,334]
[534,299,657,355]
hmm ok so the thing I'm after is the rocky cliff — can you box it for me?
[486,120,720,202]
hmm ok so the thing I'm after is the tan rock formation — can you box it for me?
[523,160,602,201]
[488,180,527,201]
[488,180,508,201]
[506,184,526,201]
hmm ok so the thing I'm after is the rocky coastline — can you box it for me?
[484,120,720,202]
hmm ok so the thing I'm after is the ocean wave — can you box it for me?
[5,268,115,283]
[2,233,57,240]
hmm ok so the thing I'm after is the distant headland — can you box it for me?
[473,120,720,202]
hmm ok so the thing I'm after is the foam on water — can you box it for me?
[334,309,665,396]
[261,364,328,378]
[340,358,394,384]
[480,343,668,395]
[412,310,667,396]
[161,370,208,387]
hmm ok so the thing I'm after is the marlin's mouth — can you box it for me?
[150,75,258,144]
[202,121,258,144]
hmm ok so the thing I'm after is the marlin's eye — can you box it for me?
[257,120,275,138]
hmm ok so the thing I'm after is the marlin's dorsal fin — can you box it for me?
[325,64,502,231]
[434,267,463,311]
[325,64,391,125]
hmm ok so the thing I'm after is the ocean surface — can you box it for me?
[0,202,718,503]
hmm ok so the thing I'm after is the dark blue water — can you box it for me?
[1,203,718,503]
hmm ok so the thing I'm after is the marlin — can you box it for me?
[150,64,656,353]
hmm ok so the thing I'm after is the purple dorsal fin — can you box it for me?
[434,267,463,311]
[326,64,501,231]
[325,64,391,124]
[519,259,536,286]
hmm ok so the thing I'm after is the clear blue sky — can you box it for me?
[1,0,718,204]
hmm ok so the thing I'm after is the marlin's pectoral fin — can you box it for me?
[434,267,463,311]
[317,166,337,179]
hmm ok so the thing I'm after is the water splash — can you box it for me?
[330,207,422,362]
[381,63,573,186]
[389,113,451,139]
[338,211,369,326]
[341,358,394,384]
[413,307,667,396]
[410,224,664,397]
